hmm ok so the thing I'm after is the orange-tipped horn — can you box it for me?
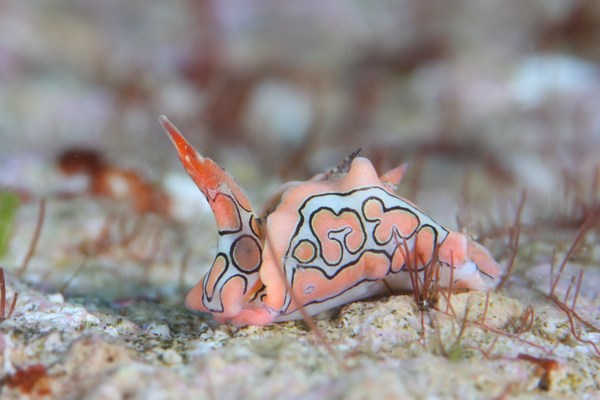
[159,116,256,233]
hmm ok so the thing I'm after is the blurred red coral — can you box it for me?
[5,364,52,397]
[58,148,170,216]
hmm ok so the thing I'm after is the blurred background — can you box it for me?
[2,3,600,396]
[1,1,599,284]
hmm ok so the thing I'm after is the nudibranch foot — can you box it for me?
[216,305,275,327]
[160,116,504,326]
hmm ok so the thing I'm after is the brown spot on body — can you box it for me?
[232,235,261,273]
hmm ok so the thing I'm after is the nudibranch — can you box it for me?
[160,116,503,326]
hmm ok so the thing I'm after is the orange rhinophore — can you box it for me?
[160,116,503,326]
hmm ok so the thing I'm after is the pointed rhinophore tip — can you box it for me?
[159,115,184,147]
[158,115,172,136]
[159,114,256,218]
[159,115,204,163]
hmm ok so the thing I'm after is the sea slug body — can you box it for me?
[160,116,503,326]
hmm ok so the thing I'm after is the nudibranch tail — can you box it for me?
[437,232,503,290]
[160,116,264,318]
[465,240,503,289]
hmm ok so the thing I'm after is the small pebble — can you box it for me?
[162,349,182,365]
[147,323,171,338]
[48,293,64,304]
